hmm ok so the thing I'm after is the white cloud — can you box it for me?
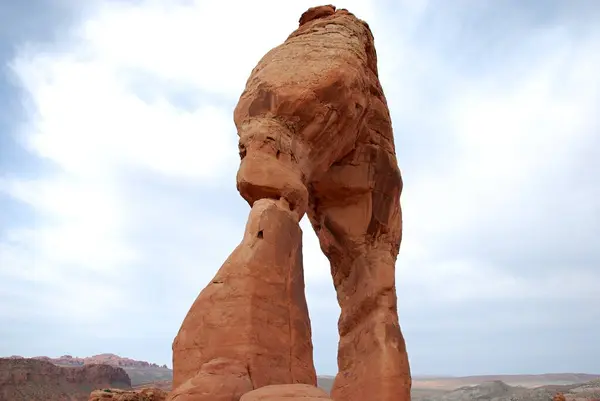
[388,11,600,305]
[11,52,237,180]
[0,176,134,284]
[1,0,378,329]
[77,0,377,99]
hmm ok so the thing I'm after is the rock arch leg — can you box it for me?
[308,141,411,401]
[170,136,317,396]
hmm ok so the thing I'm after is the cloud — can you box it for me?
[1,0,599,375]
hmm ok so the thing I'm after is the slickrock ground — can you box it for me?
[171,4,410,401]
[0,357,131,401]
[133,380,173,392]
[409,379,600,401]
[88,388,168,401]
[410,374,600,390]
[240,384,331,401]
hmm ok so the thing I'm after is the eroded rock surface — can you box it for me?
[88,388,167,401]
[171,199,315,392]
[240,384,331,401]
[14,354,164,368]
[0,358,131,401]
[169,358,252,401]
[172,5,411,401]
[554,393,567,401]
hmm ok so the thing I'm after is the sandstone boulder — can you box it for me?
[88,388,168,401]
[168,358,252,401]
[554,393,567,401]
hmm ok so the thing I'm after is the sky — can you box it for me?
[0,0,599,377]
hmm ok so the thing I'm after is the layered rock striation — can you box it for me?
[0,358,131,401]
[8,354,164,368]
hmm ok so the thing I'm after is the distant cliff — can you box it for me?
[8,353,166,368]
[0,358,131,401]
[7,354,172,385]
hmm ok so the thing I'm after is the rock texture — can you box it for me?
[88,388,167,401]
[169,358,253,401]
[171,198,315,391]
[0,357,131,401]
[171,5,410,401]
[8,355,172,387]
[555,393,567,401]
[240,384,331,401]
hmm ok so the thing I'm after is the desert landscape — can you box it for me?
[1,2,599,401]
[1,354,598,401]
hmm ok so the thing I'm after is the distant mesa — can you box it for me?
[6,353,172,388]
[0,357,131,401]
[8,353,165,368]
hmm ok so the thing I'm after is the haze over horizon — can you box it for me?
[6,353,600,378]
[1,0,599,377]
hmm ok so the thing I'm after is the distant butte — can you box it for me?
[8,353,165,368]
[0,357,131,401]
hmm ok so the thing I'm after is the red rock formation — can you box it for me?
[171,5,411,401]
[554,393,567,401]
[0,357,131,401]
[171,198,315,391]
[240,384,331,401]
[169,358,253,401]
[88,387,168,401]
[18,354,162,368]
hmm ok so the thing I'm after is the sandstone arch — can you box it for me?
[169,5,411,401]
